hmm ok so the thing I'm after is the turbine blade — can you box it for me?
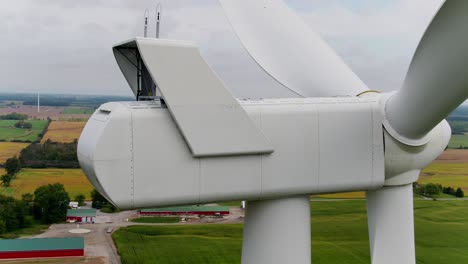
[219,0,368,97]
[366,184,415,264]
[385,1,468,142]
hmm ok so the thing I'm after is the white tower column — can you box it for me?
[242,195,311,264]
[366,184,415,264]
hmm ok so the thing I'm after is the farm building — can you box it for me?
[139,205,230,216]
[66,208,97,223]
[0,237,84,260]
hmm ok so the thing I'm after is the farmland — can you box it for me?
[434,149,468,163]
[41,121,86,143]
[0,93,131,120]
[448,134,468,149]
[114,224,243,264]
[418,149,468,191]
[0,105,92,120]
[0,142,29,164]
[113,200,468,264]
[0,120,48,142]
[0,169,93,200]
[419,163,468,191]
[62,107,95,114]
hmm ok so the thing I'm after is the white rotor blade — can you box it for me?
[219,0,368,97]
[366,184,415,264]
[386,1,468,142]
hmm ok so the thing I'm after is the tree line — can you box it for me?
[414,182,464,198]
[0,183,70,237]
[0,112,28,120]
[18,140,79,168]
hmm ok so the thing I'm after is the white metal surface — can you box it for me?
[385,1,468,144]
[219,0,368,97]
[113,38,274,158]
[78,103,134,208]
[77,98,385,209]
[383,120,451,186]
[366,184,415,264]
[242,196,311,264]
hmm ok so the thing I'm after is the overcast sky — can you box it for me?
[0,0,445,98]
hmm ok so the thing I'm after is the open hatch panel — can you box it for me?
[113,38,274,157]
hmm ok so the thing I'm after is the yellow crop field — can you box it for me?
[0,168,94,200]
[41,121,86,143]
[0,142,29,164]
[419,163,468,191]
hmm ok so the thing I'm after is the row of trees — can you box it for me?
[0,183,70,235]
[442,186,465,197]
[0,195,31,234]
[0,183,116,235]
[414,183,464,198]
[23,98,72,107]
[0,112,27,120]
[19,140,79,168]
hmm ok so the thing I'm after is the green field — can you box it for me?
[113,200,468,264]
[448,134,468,149]
[62,107,95,114]
[114,224,243,264]
[218,201,242,207]
[131,217,180,224]
[0,120,48,142]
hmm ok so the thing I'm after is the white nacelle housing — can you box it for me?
[78,97,384,209]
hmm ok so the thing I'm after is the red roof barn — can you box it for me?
[0,237,84,260]
[66,208,97,223]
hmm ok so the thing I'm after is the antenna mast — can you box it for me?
[156,4,162,38]
[153,3,162,99]
[143,9,149,37]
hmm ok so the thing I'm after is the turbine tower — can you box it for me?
[78,1,468,263]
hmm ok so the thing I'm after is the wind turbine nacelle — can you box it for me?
[78,98,385,209]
